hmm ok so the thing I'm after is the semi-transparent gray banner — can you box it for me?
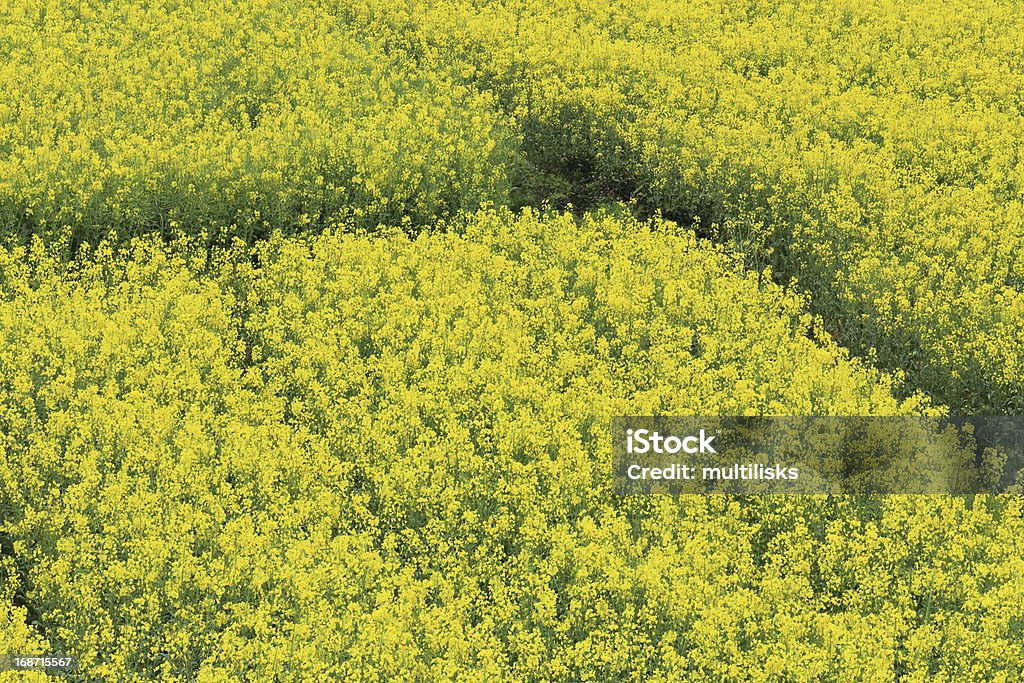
[613,417,1024,494]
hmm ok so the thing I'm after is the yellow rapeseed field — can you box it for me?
[1,0,1023,680]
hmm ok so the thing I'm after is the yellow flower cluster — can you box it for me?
[336,0,1024,413]
[3,0,1022,412]
[2,0,1023,679]
[0,0,514,244]
[3,211,1021,680]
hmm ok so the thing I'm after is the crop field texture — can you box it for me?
[0,1,1023,681]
